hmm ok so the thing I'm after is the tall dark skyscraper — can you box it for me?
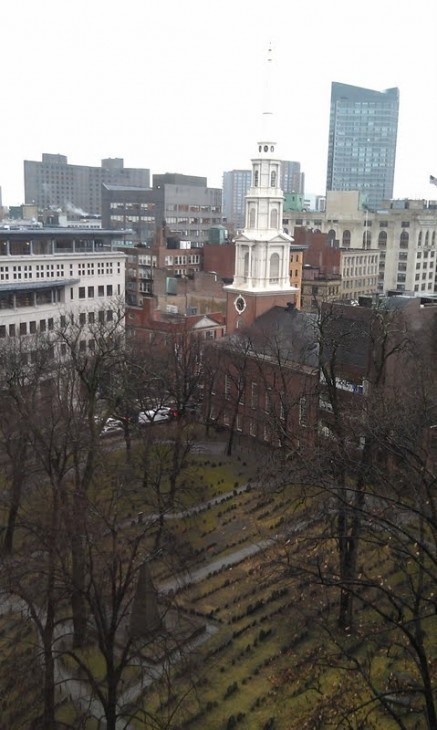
[326,82,399,210]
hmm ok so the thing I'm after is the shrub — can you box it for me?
[224,681,239,699]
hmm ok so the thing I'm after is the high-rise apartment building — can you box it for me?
[326,82,399,211]
[281,160,304,195]
[222,170,252,231]
[24,154,150,215]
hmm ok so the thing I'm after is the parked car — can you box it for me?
[100,417,124,436]
[138,406,178,425]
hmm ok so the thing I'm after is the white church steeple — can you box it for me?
[225,45,299,333]
[225,48,298,332]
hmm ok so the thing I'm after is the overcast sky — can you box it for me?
[1,0,436,206]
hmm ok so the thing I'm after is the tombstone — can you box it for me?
[129,561,163,639]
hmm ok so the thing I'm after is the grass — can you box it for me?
[2,433,436,729]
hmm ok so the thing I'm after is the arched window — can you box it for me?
[378,231,387,248]
[342,230,351,247]
[328,229,336,245]
[269,253,280,283]
[363,231,371,248]
[400,231,409,249]
[418,231,423,246]
[243,251,249,279]
[249,208,256,228]
[270,208,278,228]
[270,170,276,187]
[425,231,429,246]
[432,231,436,246]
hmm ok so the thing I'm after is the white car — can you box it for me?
[138,406,175,425]
[100,417,124,435]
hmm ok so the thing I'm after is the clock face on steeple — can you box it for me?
[234,295,247,313]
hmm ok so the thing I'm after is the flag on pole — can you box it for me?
[430,175,437,186]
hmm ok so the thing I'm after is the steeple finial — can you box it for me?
[261,42,274,142]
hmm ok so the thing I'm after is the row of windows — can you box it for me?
[414,283,435,292]
[0,261,120,281]
[166,205,221,213]
[414,272,434,280]
[0,310,116,340]
[164,255,200,265]
[77,284,117,299]
[343,278,378,289]
[342,267,378,277]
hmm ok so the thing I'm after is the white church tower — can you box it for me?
[225,46,299,334]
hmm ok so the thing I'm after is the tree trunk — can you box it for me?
[3,442,27,554]
[105,664,118,730]
[337,439,371,631]
[42,606,56,730]
[71,489,87,648]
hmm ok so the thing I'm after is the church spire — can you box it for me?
[260,43,274,143]
[224,42,299,335]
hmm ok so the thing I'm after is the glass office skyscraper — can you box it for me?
[326,82,399,210]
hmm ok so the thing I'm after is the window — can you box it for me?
[19,322,27,336]
[363,231,371,248]
[106,310,113,322]
[48,318,54,331]
[29,321,36,334]
[251,382,258,409]
[400,231,409,249]
[79,313,86,325]
[269,253,280,283]
[88,286,94,298]
[299,396,308,426]
[378,231,387,248]
[88,312,95,324]
[249,419,256,437]
[9,324,15,337]
[107,284,113,296]
[224,375,231,400]
[98,285,104,297]
[79,287,86,299]
[342,230,351,246]
[98,310,105,323]
[0,325,6,338]
[40,320,46,333]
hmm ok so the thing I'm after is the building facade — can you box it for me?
[281,160,304,195]
[24,154,150,215]
[102,174,222,248]
[326,83,399,210]
[222,170,252,231]
[284,192,437,297]
[0,229,126,350]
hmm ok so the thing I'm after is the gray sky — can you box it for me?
[1,0,436,205]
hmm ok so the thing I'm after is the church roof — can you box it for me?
[236,231,292,244]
